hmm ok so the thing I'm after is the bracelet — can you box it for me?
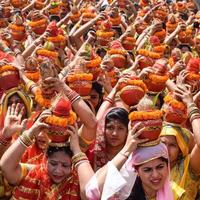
[19,132,34,148]
[104,97,114,104]
[18,137,29,148]
[26,80,36,92]
[188,103,197,109]
[71,95,81,105]
[72,152,88,166]
[188,107,200,118]
[0,133,11,146]
[190,113,200,124]
[119,152,129,159]
[74,160,89,168]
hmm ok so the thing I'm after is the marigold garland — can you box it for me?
[25,71,40,82]
[0,65,17,74]
[29,18,47,27]
[123,37,136,44]
[86,56,102,68]
[129,110,163,121]
[9,24,25,32]
[164,94,187,111]
[148,73,169,84]
[186,73,200,81]
[107,49,126,55]
[34,1,45,9]
[82,13,96,19]
[96,30,115,39]
[154,29,166,40]
[47,35,66,43]
[154,9,167,18]
[49,5,61,14]
[153,45,166,53]
[35,88,51,108]
[36,49,58,59]
[45,111,77,127]
[109,16,121,26]
[70,12,81,22]
[119,79,147,92]
[138,49,161,59]
[67,73,93,82]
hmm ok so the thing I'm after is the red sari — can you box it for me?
[12,163,80,200]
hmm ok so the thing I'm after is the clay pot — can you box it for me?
[69,81,92,96]
[110,54,126,68]
[47,126,70,143]
[131,119,162,141]
[120,85,145,106]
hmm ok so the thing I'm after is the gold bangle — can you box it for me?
[26,80,36,92]
[119,152,129,159]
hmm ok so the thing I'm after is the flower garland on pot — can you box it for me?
[24,57,40,83]
[185,58,200,82]
[66,73,93,97]
[96,20,115,47]
[28,12,48,35]
[129,109,163,146]
[162,93,187,124]
[34,60,58,108]
[143,59,169,92]
[118,76,147,106]
[9,15,27,42]
[107,40,127,69]
[80,44,102,80]
[0,64,21,91]
[45,97,77,143]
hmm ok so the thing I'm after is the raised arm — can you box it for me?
[174,84,200,174]
[0,112,50,185]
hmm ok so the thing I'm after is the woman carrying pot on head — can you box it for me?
[160,84,200,200]
[69,120,174,200]
[0,99,84,200]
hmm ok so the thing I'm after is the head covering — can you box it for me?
[128,142,174,200]
[160,123,190,157]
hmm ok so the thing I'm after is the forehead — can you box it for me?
[139,158,166,169]
[160,135,177,144]
[106,119,126,127]
[48,151,71,163]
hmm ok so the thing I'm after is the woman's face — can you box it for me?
[47,151,71,184]
[160,136,180,167]
[36,131,49,150]
[105,119,128,148]
[89,89,100,109]
[137,158,168,193]
[8,94,27,117]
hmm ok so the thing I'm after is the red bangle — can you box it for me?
[0,133,11,146]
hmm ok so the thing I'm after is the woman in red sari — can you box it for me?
[0,110,81,200]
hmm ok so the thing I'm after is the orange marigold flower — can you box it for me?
[45,111,77,127]
[0,65,17,74]
[96,30,115,39]
[9,24,25,31]
[35,88,52,108]
[67,73,93,82]
[36,49,58,58]
[29,18,47,27]
[86,56,102,68]
[47,35,66,43]
[129,110,163,121]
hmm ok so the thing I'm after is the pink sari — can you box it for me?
[86,143,174,200]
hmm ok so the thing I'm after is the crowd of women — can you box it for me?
[0,0,200,199]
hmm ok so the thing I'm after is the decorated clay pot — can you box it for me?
[129,110,163,143]
[0,65,20,90]
[69,81,92,96]
[122,37,136,51]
